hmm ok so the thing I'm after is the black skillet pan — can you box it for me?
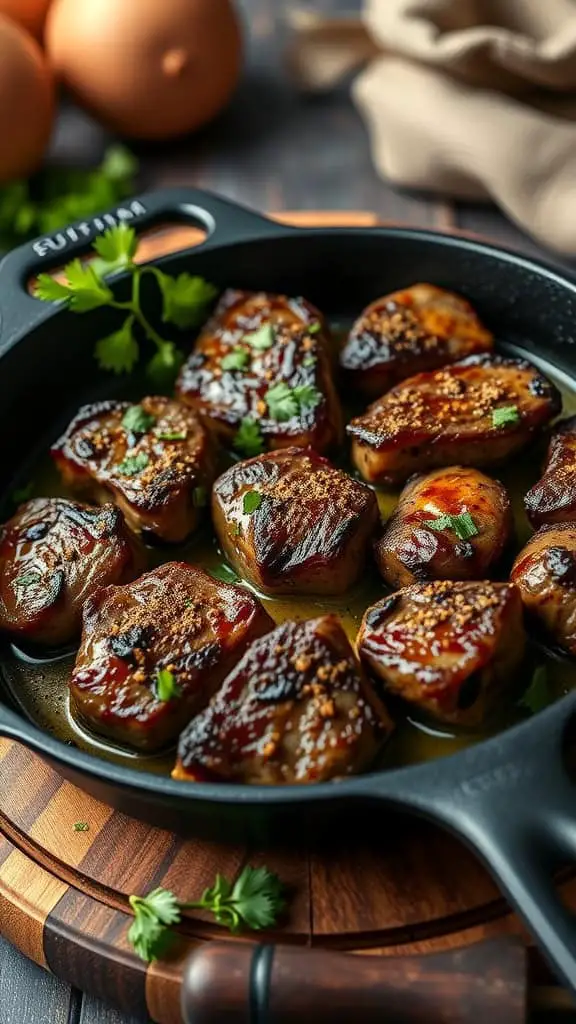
[1,187,576,992]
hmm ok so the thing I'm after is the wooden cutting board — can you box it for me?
[1,211,572,1024]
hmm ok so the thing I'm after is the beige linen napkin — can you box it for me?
[286,0,576,254]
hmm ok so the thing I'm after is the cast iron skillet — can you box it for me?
[1,187,576,991]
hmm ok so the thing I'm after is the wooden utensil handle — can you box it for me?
[181,937,527,1023]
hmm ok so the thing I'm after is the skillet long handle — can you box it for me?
[181,938,527,1024]
[360,690,576,995]
[0,186,286,358]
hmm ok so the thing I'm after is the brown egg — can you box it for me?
[46,0,243,140]
[0,15,54,182]
[0,0,52,40]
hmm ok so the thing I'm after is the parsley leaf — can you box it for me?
[265,382,322,422]
[117,452,149,477]
[221,348,250,371]
[492,405,520,428]
[518,666,551,715]
[155,669,182,703]
[127,867,285,962]
[423,511,479,541]
[243,491,262,514]
[233,418,265,457]
[95,316,139,375]
[73,822,89,832]
[122,404,155,434]
[244,323,275,350]
[93,223,138,272]
[155,271,218,329]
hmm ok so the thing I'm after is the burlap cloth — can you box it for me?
[286,0,576,254]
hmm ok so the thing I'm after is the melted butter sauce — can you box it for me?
[3,330,576,778]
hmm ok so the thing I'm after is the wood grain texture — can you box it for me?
[0,934,73,1024]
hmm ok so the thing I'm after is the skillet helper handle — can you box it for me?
[181,937,527,1024]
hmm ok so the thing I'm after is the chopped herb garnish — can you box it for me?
[518,665,551,715]
[117,452,149,476]
[243,491,262,514]
[155,429,187,441]
[302,356,316,368]
[73,822,89,832]
[308,321,321,334]
[265,382,322,422]
[128,866,286,962]
[122,405,156,434]
[210,564,241,584]
[221,348,250,371]
[233,418,265,457]
[492,405,520,428]
[155,669,182,703]
[244,323,275,350]
[14,570,42,587]
[192,486,208,508]
[423,510,479,541]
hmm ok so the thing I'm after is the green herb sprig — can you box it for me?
[0,146,137,250]
[155,669,181,703]
[233,418,265,457]
[128,866,285,962]
[492,405,520,429]
[35,224,217,385]
[423,510,479,541]
[265,382,321,422]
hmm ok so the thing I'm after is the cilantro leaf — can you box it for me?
[233,418,265,457]
[308,321,321,334]
[155,669,182,703]
[146,342,184,388]
[122,404,155,434]
[221,348,250,371]
[423,511,479,541]
[73,822,89,832]
[128,888,181,962]
[34,275,73,303]
[59,259,114,312]
[94,224,138,272]
[156,271,218,329]
[518,666,551,715]
[117,452,149,477]
[244,323,275,350]
[265,382,321,421]
[228,865,286,931]
[95,316,139,374]
[492,405,520,428]
[243,491,262,514]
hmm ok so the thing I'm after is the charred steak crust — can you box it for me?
[173,615,393,784]
[0,498,142,646]
[212,447,379,594]
[69,561,274,752]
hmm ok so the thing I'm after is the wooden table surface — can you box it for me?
[3,1,575,1021]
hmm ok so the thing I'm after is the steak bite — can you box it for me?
[0,498,142,648]
[347,354,561,486]
[175,289,342,454]
[511,522,576,655]
[357,580,525,727]
[51,397,216,543]
[212,447,379,595]
[173,615,393,785]
[70,561,274,752]
[374,466,513,588]
[525,416,576,528]
[340,283,494,398]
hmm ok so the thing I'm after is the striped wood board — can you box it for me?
[2,212,573,1022]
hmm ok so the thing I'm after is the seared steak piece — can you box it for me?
[340,283,493,398]
[374,466,512,588]
[0,498,142,647]
[70,561,273,752]
[525,416,576,528]
[212,447,379,595]
[347,355,561,486]
[511,522,576,655]
[51,397,215,543]
[175,289,342,454]
[357,580,525,727]
[173,615,393,784]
